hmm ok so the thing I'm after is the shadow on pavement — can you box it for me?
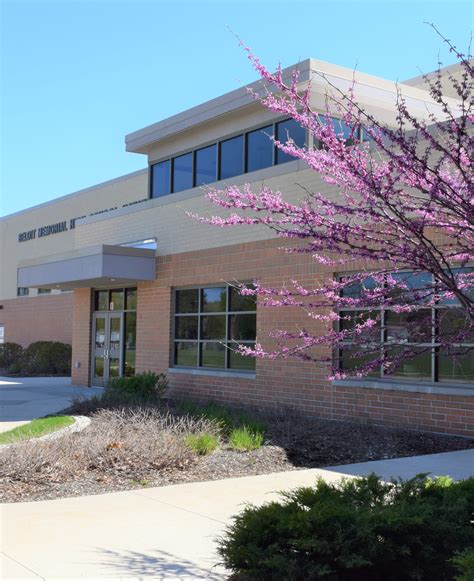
[93,546,226,579]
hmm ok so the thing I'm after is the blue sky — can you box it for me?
[1,0,472,216]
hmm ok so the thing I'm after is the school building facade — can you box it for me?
[1,59,472,436]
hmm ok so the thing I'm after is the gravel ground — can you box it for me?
[1,408,473,504]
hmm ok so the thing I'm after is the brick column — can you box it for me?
[71,288,92,386]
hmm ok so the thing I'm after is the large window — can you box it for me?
[17,287,29,296]
[172,152,193,193]
[339,270,474,384]
[275,118,306,164]
[246,125,274,172]
[195,144,217,186]
[173,285,256,371]
[150,160,171,198]
[149,115,370,200]
[149,117,310,199]
[219,135,244,179]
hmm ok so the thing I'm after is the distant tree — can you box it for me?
[195,30,473,379]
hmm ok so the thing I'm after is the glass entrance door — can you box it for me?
[92,313,123,386]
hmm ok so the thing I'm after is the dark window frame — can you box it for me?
[172,284,257,372]
[338,270,474,384]
[149,116,312,199]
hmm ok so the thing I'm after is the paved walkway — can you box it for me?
[1,449,473,579]
[0,377,101,433]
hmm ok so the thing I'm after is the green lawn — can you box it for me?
[0,415,75,445]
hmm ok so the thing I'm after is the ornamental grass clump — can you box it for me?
[218,473,474,580]
[184,432,219,455]
[229,426,264,452]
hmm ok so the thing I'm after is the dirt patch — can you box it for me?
[1,405,473,503]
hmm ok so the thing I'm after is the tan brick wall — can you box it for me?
[134,238,474,438]
[0,293,73,347]
[71,288,92,386]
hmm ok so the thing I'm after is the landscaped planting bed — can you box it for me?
[1,397,473,503]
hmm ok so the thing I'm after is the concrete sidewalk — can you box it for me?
[0,377,101,433]
[1,448,473,579]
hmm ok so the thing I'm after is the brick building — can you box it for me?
[1,59,472,436]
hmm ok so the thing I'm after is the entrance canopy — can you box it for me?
[17,244,156,290]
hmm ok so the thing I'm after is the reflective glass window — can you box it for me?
[246,125,273,172]
[195,144,217,186]
[172,153,193,192]
[219,135,244,179]
[275,119,306,164]
[151,160,171,198]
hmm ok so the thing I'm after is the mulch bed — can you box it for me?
[1,407,473,504]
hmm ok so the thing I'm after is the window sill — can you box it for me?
[168,367,256,380]
[332,378,474,397]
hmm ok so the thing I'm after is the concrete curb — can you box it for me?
[0,415,91,449]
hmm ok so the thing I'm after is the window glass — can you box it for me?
[438,350,474,383]
[175,317,198,340]
[200,316,226,340]
[95,317,106,349]
[246,125,273,172]
[195,144,217,186]
[125,288,137,311]
[172,153,193,192]
[340,346,380,376]
[110,289,124,311]
[229,314,257,341]
[201,287,226,312]
[109,317,121,350]
[390,272,433,303]
[229,286,256,312]
[339,311,380,342]
[95,290,108,311]
[109,358,120,378]
[175,289,199,313]
[175,342,197,366]
[229,346,256,370]
[275,119,306,164]
[341,276,377,298]
[339,270,473,384]
[37,288,51,295]
[389,349,432,381]
[0,325,4,344]
[124,312,136,377]
[201,343,226,368]
[94,357,104,378]
[17,287,29,296]
[385,309,432,344]
[319,115,359,145]
[219,135,244,179]
[438,308,474,343]
[439,267,474,305]
[173,285,257,371]
[151,160,171,198]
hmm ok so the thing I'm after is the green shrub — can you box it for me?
[106,371,168,402]
[0,342,23,369]
[452,549,474,580]
[9,341,71,375]
[229,426,264,452]
[218,474,474,580]
[185,432,219,455]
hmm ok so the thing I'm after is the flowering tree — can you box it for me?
[196,34,473,380]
